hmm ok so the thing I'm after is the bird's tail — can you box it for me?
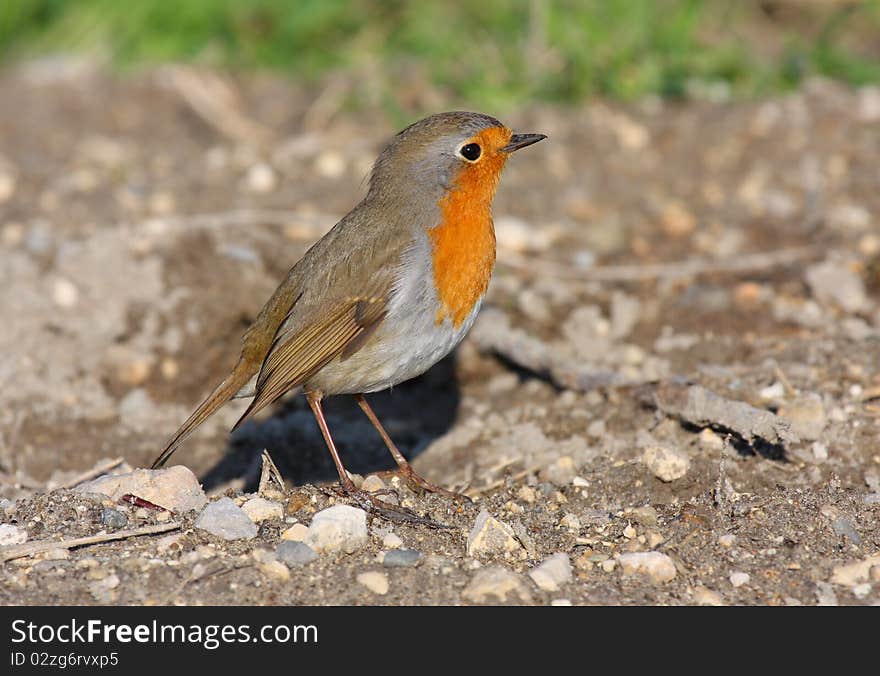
[150,358,258,469]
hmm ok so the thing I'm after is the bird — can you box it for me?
[151,111,546,523]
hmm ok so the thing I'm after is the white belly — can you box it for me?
[304,238,484,396]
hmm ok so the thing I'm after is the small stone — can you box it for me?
[642,445,690,482]
[101,508,128,530]
[550,598,572,606]
[381,532,403,549]
[830,554,880,586]
[629,505,659,527]
[195,497,258,540]
[156,533,184,555]
[276,541,318,566]
[314,150,346,179]
[357,571,389,595]
[304,504,368,554]
[467,510,524,558]
[89,574,120,603]
[528,553,572,592]
[77,466,207,513]
[718,534,736,548]
[601,559,617,573]
[729,571,750,587]
[0,524,27,545]
[245,163,277,193]
[623,524,637,539]
[40,548,69,561]
[618,552,677,583]
[560,513,581,531]
[660,200,697,238]
[382,549,422,568]
[779,394,827,441]
[831,517,860,545]
[693,586,725,606]
[805,260,867,313]
[0,170,16,203]
[698,428,724,450]
[260,560,291,581]
[517,486,536,504]
[361,475,386,493]
[462,566,532,604]
[852,583,872,599]
[281,523,309,541]
[52,278,79,308]
[541,456,577,485]
[586,419,606,438]
[241,497,283,523]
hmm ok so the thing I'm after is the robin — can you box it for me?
[151,111,545,523]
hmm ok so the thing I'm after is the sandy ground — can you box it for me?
[1,62,879,605]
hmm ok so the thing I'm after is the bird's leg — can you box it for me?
[305,391,447,527]
[355,394,471,503]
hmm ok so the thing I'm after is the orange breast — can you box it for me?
[429,127,511,328]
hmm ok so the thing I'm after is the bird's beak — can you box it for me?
[502,133,547,153]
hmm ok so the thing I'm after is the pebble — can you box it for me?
[642,445,690,482]
[0,169,16,203]
[245,163,277,193]
[467,510,524,558]
[718,534,736,548]
[361,475,387,493]
[195,498,258,540]
[830,554,880,586]
[77,466,207,513]
[156,533,184,555]
[779,393,827,441]
[831,517,860,545]
[381,532,403,549]
[0,524,27,545]
[691,586,723,605]
[382,549,422,568]
[241,497,283,523]
[276,541,318,566]
[729,571,750,588]
[314,150,346,179]
[52,278,79,308]
[304,504,368,554]
[540,455,577,485]
[462,566,532,604]
[101,507,128,530]
[281,523,309,541]
[528,553,572,592]
[258,559,290,581]
[357,571,389,595]
[617,552,677,583]
[560,513,581,531]
[550,598,572,607]
[805,260,868,313]
[517,486,536,504]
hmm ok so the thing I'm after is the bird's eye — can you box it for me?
[459,143,482,162]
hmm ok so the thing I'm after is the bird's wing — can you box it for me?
[231,267,392,428]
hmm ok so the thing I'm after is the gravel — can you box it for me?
[195,497,259,540]
[382,549,422,568]
[304,505,368,554]
[276,541,318,566]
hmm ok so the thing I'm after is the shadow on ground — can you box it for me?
[199,353,461,492]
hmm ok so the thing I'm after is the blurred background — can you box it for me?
[2,1,880,606]
[2,0,879,114]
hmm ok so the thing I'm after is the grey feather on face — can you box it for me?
[367,111,505,206]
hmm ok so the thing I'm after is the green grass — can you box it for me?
[2,0,880,109]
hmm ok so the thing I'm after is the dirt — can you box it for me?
[1,62,879,605]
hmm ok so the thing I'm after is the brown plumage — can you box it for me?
[151,111,546,524]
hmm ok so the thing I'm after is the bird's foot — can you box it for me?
[379,466,473,504]
[329,484,450,529]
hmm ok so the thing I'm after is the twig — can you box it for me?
[1,522,181,563]
[470,307,634,391]
[649,382,797,446]
[55,457,125,490]
[258,449,285,496]
[158,65,273,146]
[500,245,821,282]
